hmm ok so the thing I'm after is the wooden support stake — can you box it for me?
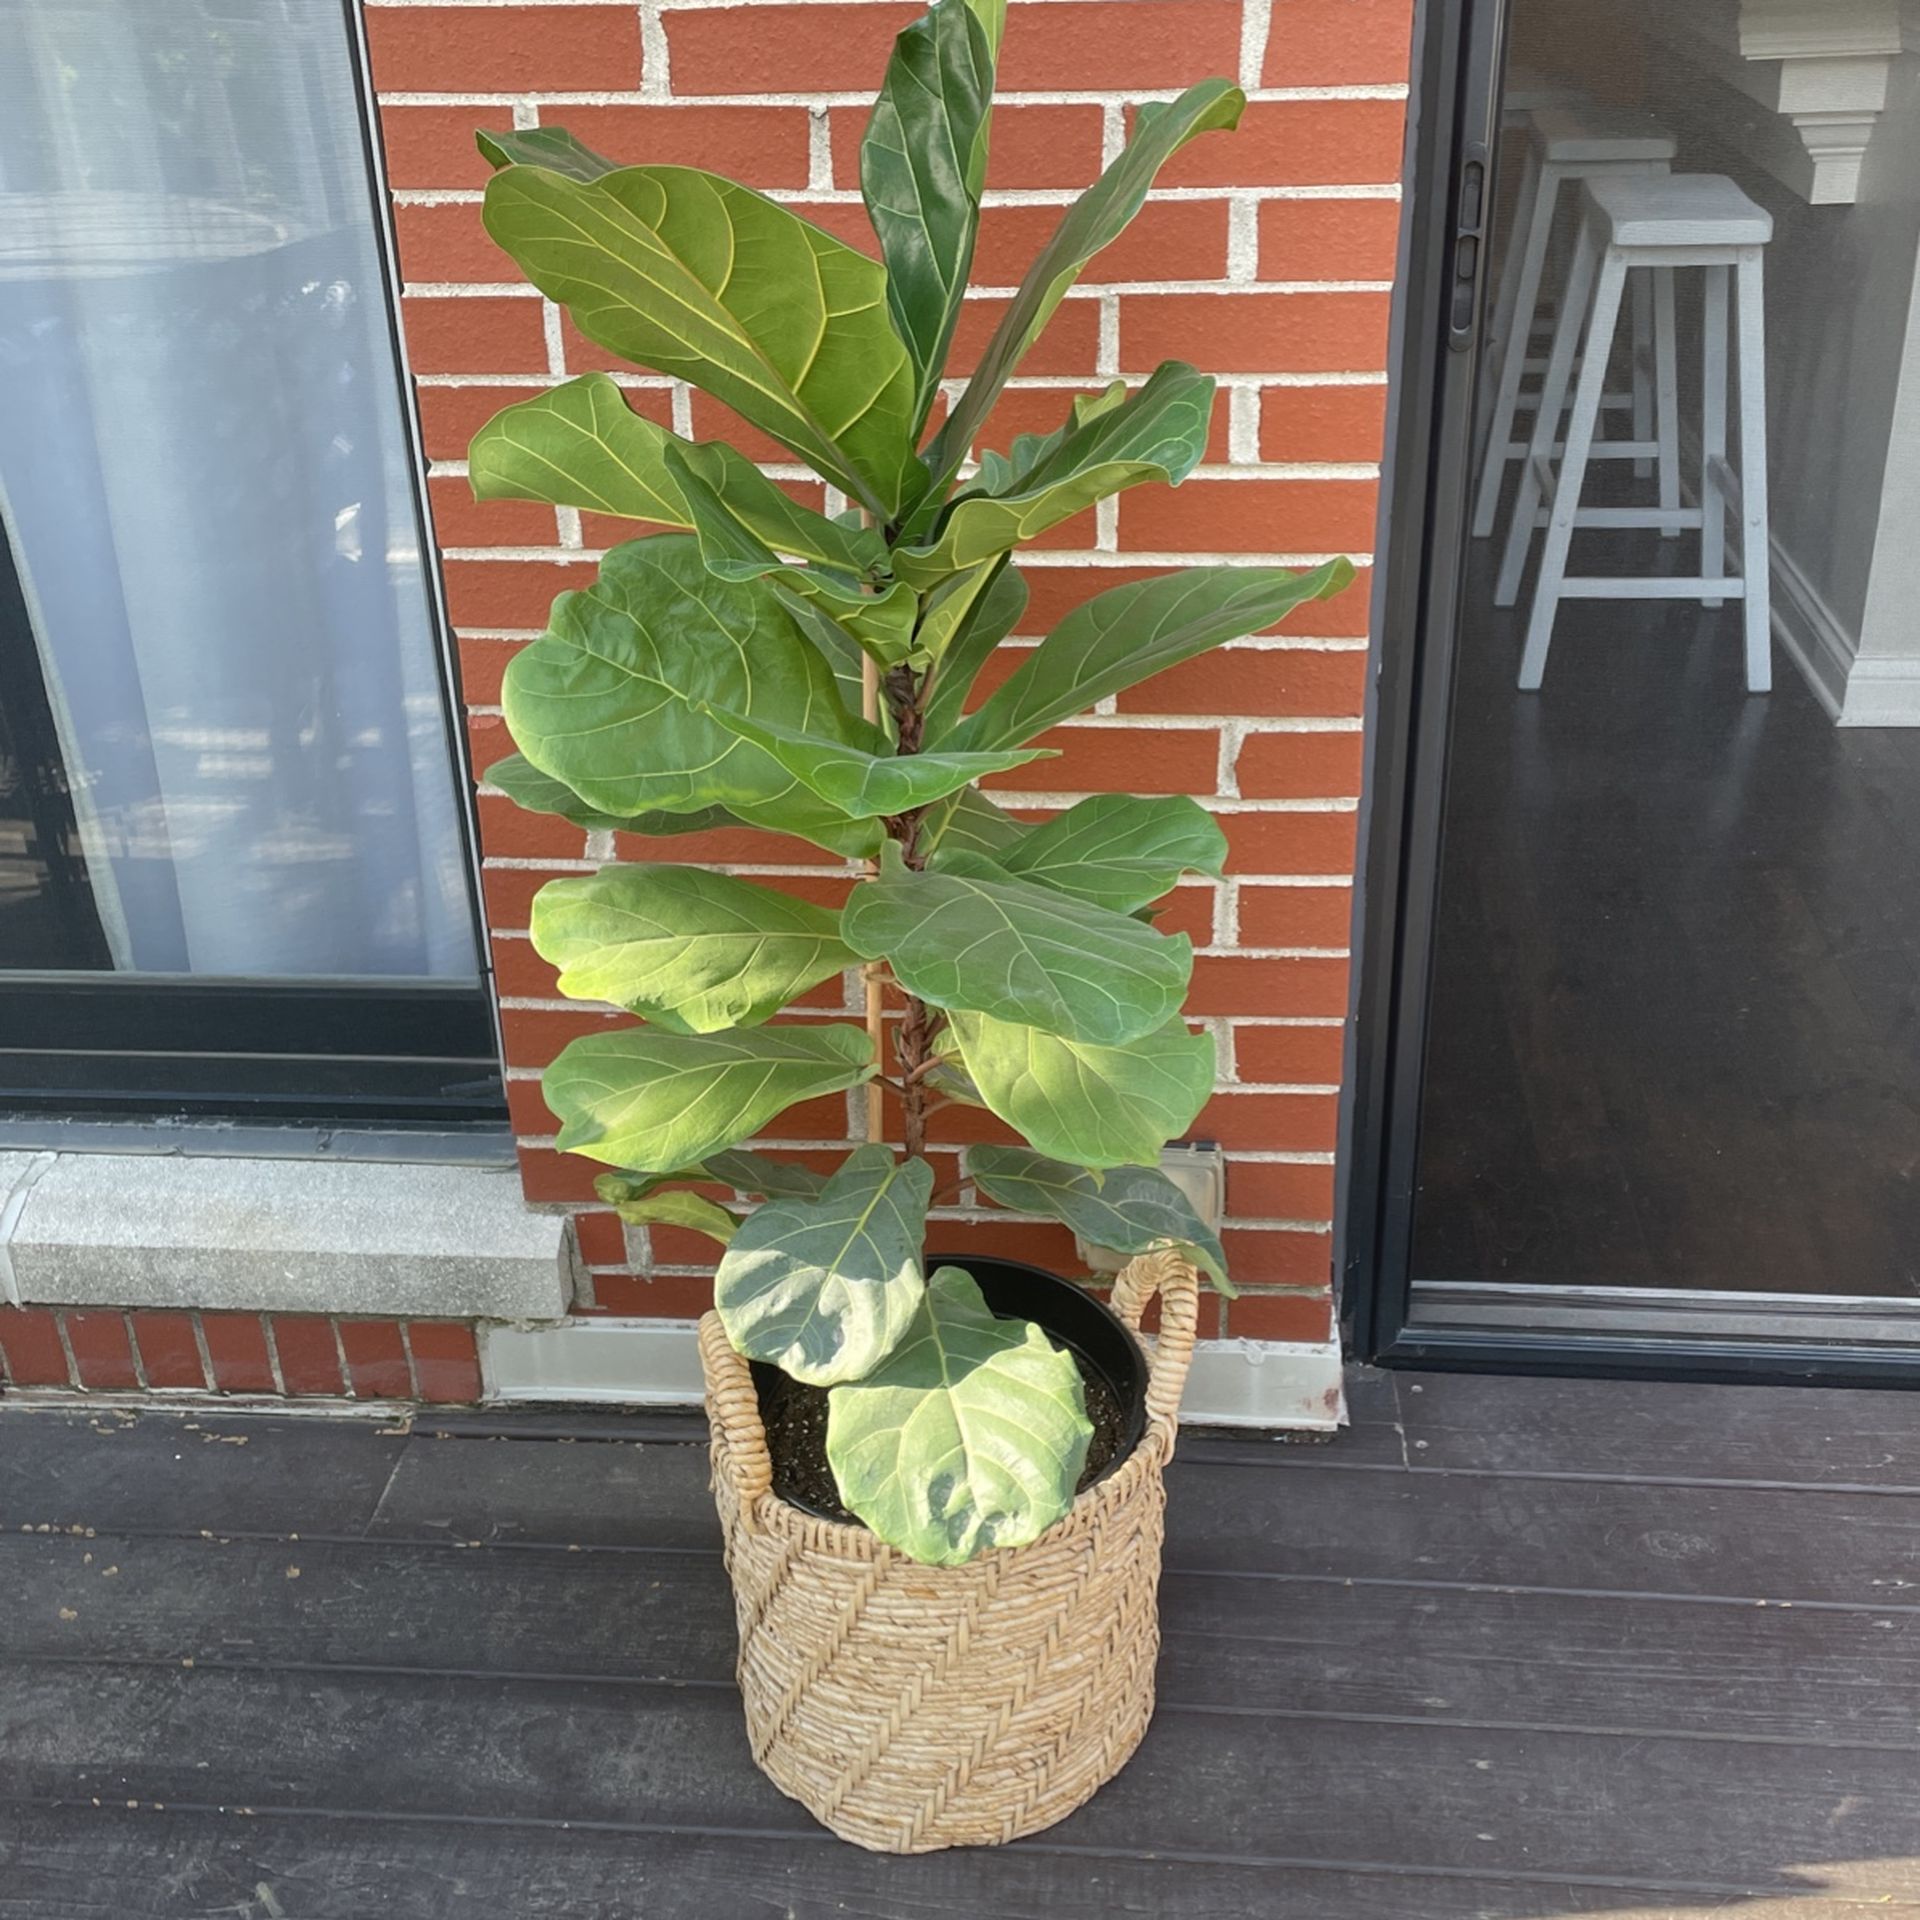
[861,652,887,1142]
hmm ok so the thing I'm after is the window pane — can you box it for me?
[0,0,479,981]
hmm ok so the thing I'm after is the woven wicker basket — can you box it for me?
[696,1248,1198,1854]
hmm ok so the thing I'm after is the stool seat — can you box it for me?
[1528,104,1677,166]
[1503,65,1586,117]
[1471,106,1677,542]
[1494,171,1773,696]
[1586,173,1772,248]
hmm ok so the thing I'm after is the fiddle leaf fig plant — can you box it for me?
[472,0,1352,1567]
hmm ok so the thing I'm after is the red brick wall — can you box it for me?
[0,1307,482,1402]
[370,0,1412,1347]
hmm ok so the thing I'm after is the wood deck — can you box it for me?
[2,1369,1917,1917]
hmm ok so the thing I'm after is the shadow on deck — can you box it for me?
[1,1368,1916,1917]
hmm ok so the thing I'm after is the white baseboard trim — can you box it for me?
[481,1318,1347,1432]
[1835,655,1920,728]
[1771,539,1920,727]
[1769,543,1852,720]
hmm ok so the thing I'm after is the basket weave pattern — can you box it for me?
[697,1250,1199,1853]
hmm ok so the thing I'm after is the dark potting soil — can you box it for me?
[756,1344,1130,1528]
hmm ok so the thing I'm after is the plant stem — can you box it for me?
[879,658,937,1162]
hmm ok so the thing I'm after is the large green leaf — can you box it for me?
[485,753,735,839]
[966,1146,1231,1291]
[947,1010,1214,1168]
[943,559,1354,753]
[861,0,996,432]
[469,376,685,527]
[826,1265,1091,1565]
[543,1024,875,1172]
[699,706,1052,820]
[603,1184,740,1245]
[926,79,1246,486]
[922,783,1026,860]
[919,561,1029,741]
[481,157,922,518]
[703,1150,830,1200]
[502,536,879,857]
[894,364,1215,588]
[994,793,1225,912]
[842,842,1190,1045]
[529,864,856,1032]
[714,1144,932,1386]
[470,377,888,583]
[477,126,621,182]
[660,445,919,665]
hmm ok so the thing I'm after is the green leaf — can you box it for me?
[842,841,1191,1046]
[501,536,880,857]
[927,79,1246,483]
[895,363,1215,587]
[947,1010,1214,1168]
[966,1146,1231,1292]
[603,1185,739,1245]
[922,783,1026,860]
[861,0,996,432]
[963,0,1006,58]
[543,1024,876,1172]
[484,753,735,838]
[714,1144,932,1386]
[660,444,920,665]
[994,793,1225,912]
[920,561,1029,741]
[470,378,893,595]
[943,559,1354,752]
[469,376,686,526]
[826,1265,1091,1565]
[478,126,621,182]
[975,381,1132,496]
[529,864,856,1031]
[704,1150,831,1200]
[482,158,922,518]
[699,706,1052,819]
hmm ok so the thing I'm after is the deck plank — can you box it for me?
[4,1663,1918,1896]
[2,1806,1902,1920]
[4,1379,1919,1916]
[7,1534,1919,1748]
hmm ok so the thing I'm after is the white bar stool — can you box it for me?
[1472,105,1678,540]
[1501,64,1586,130]
[1496,173,1774,694]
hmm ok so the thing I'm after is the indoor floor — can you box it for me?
[2,1378,1917,1917]
[1415,532,1920,1298]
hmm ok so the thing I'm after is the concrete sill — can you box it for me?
[0,1150,569,1322]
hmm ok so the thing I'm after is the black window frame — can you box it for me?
[0,0,504,1130]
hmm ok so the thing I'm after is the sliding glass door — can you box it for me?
[1352,0,1920,1374]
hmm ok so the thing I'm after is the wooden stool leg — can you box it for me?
[1518,248,1628,691]
[1700,263,1730,610]
[1735,247,1772,693]
[1654,264,1681,539]
[1473,156,1557,540]
[1631,266,1654,480]
[1497,219,1597,609]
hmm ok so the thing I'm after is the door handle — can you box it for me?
[1450,141,1490,350]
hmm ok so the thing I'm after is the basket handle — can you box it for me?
[698,1313,773,1523]
[1110,1248,1201,1434]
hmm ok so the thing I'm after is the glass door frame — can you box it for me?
[0,0,503,1131]
[1340,0,1920,1387]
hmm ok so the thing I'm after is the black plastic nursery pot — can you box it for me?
[749,1252,1152,1526]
